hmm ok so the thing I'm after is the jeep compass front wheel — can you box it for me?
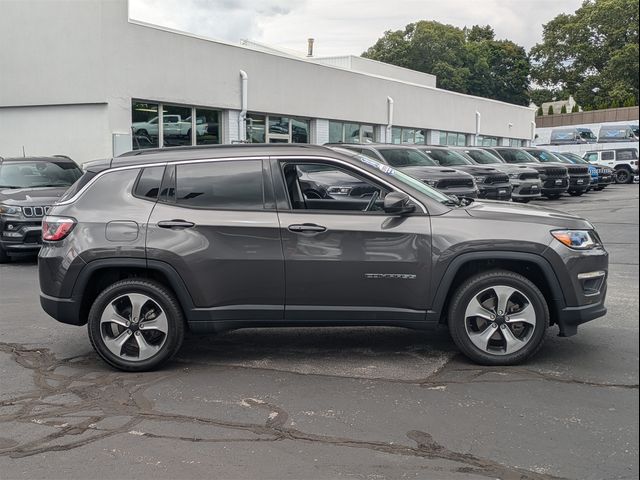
[87,279,185,371]
[448,270,549,365]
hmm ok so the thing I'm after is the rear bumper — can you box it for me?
[40,293,84,326]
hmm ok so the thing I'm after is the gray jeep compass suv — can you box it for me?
[39,145,608,371]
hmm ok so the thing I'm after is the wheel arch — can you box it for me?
[72,259,195,325]
[430,252,565,327]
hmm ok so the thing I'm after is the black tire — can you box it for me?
[615,168,632,184]
[87,279,185,372]
[0,246,10,264]
[569,190,585,197]
[545,194,562,200]
[448,270,549,366]
[512,198,530,203]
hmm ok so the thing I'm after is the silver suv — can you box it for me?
[39,145,608,371]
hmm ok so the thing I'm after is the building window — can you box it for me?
[248,114,310,144]
[196,108,221,145]
[131,100,222,150]
[440,131,467,146]
[509,138,526,147]
[131,101,160,149]
[477,135,499,147]
[328,121,376,144]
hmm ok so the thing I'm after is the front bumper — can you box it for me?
[568,175,591,192]
[597,174,614,186]
[511,180,543,199]
[0,216,43,255]
[477,183,512,200]
[559,298,607,337]
[541,176,569,196]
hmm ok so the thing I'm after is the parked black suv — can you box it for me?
[325,144,479,198]
[484,148,570,199]
[453,147,542,203]
[0,156,82,262]
[523,148,591,197]
[414,146,512,200]
[39,145,608,371]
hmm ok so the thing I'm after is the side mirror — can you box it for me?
[384,192,415,215]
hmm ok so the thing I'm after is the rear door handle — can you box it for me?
[157,220,196,229]
[288,223,327,233]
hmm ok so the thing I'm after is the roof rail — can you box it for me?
[118,143,319,157]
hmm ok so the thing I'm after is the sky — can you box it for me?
[129,0,584,56]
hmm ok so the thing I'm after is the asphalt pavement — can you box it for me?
[0,185,638,480]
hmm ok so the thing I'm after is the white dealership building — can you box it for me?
[0,0,536,164]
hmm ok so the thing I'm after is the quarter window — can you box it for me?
[135,166,165,200]
[601,151,615,161]
[175,161,264,210]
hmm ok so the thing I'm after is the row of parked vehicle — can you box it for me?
[546,124,639,145]
[323,144,624,203]
[0,144,636,264]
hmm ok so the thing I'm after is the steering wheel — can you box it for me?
[363,191,380,212]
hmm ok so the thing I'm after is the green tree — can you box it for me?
[572,104,580,112]
[537,106,544,116]
[561,105,568,113]
[363,21,531,105]
[548,105,555,115]
[530,0,639,107]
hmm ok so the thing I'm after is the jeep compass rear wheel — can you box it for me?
[448,270,549,365]
[88,279,184,371]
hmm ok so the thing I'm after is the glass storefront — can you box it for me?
[131,100,222,150]
[477,135,499,147]
[247,114,310,144]
[391,127,426,144]
[328,121,376,144]
[440,131,467,146]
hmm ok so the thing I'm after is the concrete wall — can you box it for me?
[0,0,536,163]
[0,104,110,161]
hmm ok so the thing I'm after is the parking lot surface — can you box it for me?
[1,186,638,480]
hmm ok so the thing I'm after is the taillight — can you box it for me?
[42,216,76,241]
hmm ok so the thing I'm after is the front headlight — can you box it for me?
[0,205,22,215]
[508,173,521,179]
[423,179,438,187]
[551,230,601,250]
[473,176,486,184]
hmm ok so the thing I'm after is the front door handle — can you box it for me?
[288,223,327,233]
[157,220,196,229]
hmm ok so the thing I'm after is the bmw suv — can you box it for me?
[39,145,608,371]
[0,155,82,262]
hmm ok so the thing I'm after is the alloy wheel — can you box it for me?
[464,285,537,355]
[99,293,168,361]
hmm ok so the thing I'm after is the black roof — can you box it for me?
[112,143,337,168]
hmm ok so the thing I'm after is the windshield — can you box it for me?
[525,149,562,163]
[600,127,632,139]
[579,130,597,140]
[463,149,504,165]
[496,149,539,164]
[557,152,588,164]
[0,160,82,189]
[353,154,453,205]
[420,149,472,166]
[378,149,437,167]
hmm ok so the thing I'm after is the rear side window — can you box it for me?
[601,151,615,161]
[175,160,264,210]
[616,149,638,161]
[134,166,165,200]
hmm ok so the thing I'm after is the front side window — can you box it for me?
[175,161,264,210]
[282,162,388,212]
[0,160,82,189]
[584,153,598,162]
